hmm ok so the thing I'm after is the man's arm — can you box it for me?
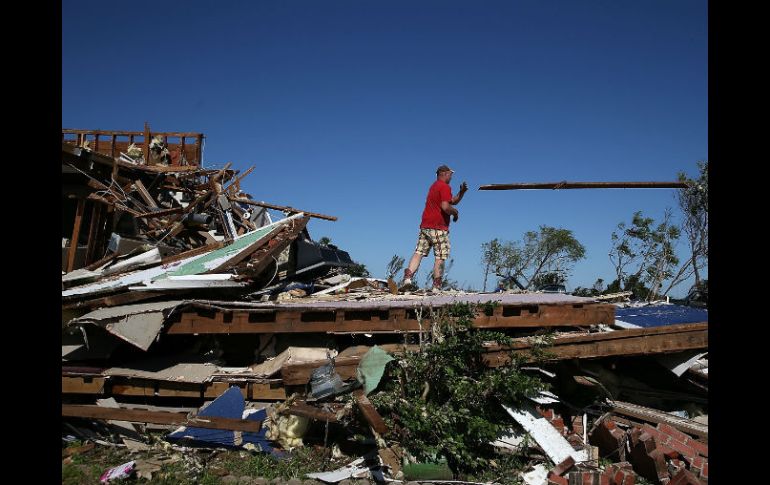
[451,182,468,205]
[441,200,459,222]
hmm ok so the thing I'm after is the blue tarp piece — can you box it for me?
[166,386,273,452]
[615,305,707,328]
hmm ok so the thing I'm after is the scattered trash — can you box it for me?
[99,460,135,482]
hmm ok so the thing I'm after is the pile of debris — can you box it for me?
[62,126,708,484]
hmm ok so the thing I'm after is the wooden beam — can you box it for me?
[84,201,100,265]
[608,400,708,442]
[136,206,186,219]
[281,356,362,385]
[479,181,689,191]
[281,402,341,422]
[281,345,417,385]
[229,197,338,221]
[66,199,86,272]
[133,179,159,208]
[354,390,388,434]
[62,376,287,401]
[63,128,205,138]
[159,242,224,265]
[166,302,614,335]
[143,122,151,164]
[481,322,708,366]
[62,404,263,433]
[62,376,105,394]
[224,165,256,194]
[62,290,169,309]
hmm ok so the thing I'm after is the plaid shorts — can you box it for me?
[415,228,451,260]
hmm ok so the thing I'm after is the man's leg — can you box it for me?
[403,252,423,284]
[431,230,450,290]
[432,258,445,289]
[404,230,430,285]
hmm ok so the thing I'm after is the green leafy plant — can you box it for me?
[370,303,547,474]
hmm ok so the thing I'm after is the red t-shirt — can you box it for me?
[420,180,453,230]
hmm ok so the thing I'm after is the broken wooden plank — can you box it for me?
[229,197,338,221]
[66,199,86,272]
[281,402,341,423]
[224,165,255,194]
[282,356,362,385]
[609,400,708,441]
[133,179,158,208]
[479,181,689,190]
[62,404,263,433]
[62,290,170,310]
[62,376,105,394]
[482,322,708,365]
[136,206,186,219]
[354,389,388,434]
[231,216,310,276]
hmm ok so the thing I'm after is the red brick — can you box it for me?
[690,456,705,469]
[589,421,626,460]
[659,444,680,460]
[551,456,576,476]
[628,427,641,446]
[610,428,626,441]
[688,439,708,457]
[669,468,704,485]
[701,463,707,478]
[547,471,569,485]
[669,439,696,458]
[621,472,635,485]
[614,470,625,484]
[658,423,691,443]
[650,450,670,479]
[642,424,664,441]
[638,432,657,454]
[599,472,611,485]
[552,417,566,430]
[670,458,684,468]
[567,434,585,448]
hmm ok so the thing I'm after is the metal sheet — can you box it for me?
[104,360,218,383]
[503,402,589,465]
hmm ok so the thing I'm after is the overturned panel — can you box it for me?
[70,300,185,351]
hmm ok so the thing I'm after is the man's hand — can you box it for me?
[452,211,459,222]
[459,181,468,193]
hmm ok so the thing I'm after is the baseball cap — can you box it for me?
[436,164,454,174]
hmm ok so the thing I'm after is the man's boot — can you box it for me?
[431,276,443,294]
[399,268,418,292]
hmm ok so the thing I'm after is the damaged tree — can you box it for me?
[371,303,547,473]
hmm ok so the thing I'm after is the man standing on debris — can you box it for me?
[401,165,468,291]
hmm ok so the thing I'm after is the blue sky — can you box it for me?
[62,1,707,296]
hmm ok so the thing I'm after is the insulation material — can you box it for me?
[249,347,335,377]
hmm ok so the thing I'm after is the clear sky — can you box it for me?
[62,1,707,296]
